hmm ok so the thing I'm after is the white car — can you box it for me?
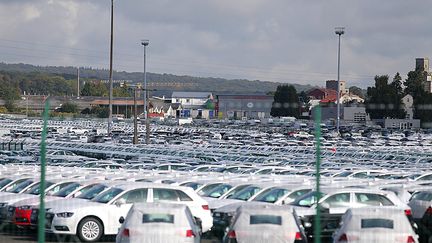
[46,183,212,242]
[116,202,201,243]
[333,207,419,243]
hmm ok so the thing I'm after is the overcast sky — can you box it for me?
[0,0,431,88]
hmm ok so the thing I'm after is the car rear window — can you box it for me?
[411,192,432,201]
[361,219,394,229]
[250,215,282,225]
[142,214,174,224]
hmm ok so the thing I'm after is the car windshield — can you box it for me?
[7,180,34,193]
[53,182,81,197]
[198,183,223,196]
[0,178,12,189]
[227,186,262,201]
[203,184,233,198]
[26,181,54,195]
[76,184,108,200]
[253,188,289,203]
[292,191,326,207]
[410,191,432,202]
[92,187,123,203]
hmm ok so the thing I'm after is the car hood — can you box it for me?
[13,196,62,207]
[209,199,242,210]
[0,194,38,205]
[47,200,104,213]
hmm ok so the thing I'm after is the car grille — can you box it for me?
[6,206,16,220]
[30,209,38,225]
[45,212,54,229]
[0,203,8,221]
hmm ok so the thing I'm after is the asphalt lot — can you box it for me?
[0,228,220,243]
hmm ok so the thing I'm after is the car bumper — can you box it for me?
[45,213,76,235]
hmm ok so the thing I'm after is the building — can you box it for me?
[383,119,420,129]
[216,94,273,119]
[416,58,432,93]
[401,94,414,119]
[171,92,215,119]
[307,88,337,100]
[343,106,369,123]
[326,80,349,95]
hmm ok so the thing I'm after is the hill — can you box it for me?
[0,63,315,95]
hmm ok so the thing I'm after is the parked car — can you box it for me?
[116,202,201,243]
[223,204,307,243]
[408,190,432,243]
[333,207,418,243]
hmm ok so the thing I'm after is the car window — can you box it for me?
[419,175,432,181]
[361,218,394,229]
[355,193,394,206]
[53,182,81,197]
[93,188,124,203]
[410,191,432,201]
[322,193,350,208]
[119,189,148,203]
[287,189,311,200]
[227,186,261,201]
[142,214,174,224]
[153,188,179,202]
[197,183,223,196]
[250,215,282,225]
[46,182,75,195]
[203,184,233,198]
[180,182,202,191]
[76,184,107,200]
[177,190,193,201]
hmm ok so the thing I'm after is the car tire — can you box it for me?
[77,217,103,242]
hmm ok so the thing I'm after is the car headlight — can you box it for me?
[56,212,74,218]
[213,212,221,217]
[7,206,15,212]
[18,205,31,210]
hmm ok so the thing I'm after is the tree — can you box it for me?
[270,85,300,118]
[81,81,108,97]
[404,69,432,125]
[113,85,131,97]
[349,86,365,98]
[365,75,405,119]
[59,102,79,113]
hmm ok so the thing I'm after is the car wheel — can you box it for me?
[77,217,103,242]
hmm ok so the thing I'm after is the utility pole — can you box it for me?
[141,40,150,144]
[108,0,114,136]
[335,27,345,134]
[133,88,138,144]
[77,67,80,98]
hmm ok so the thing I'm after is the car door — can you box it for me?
[107,189,148,234]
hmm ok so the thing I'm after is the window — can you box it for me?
[322,193,350,208]
[361,219,394,229]
[253,188,289,203]
[410,192,432,201]
[250,215,282,225]
[227,186,262,201]
[142,214,174,224]
[355,193,394,206]
[153,188,180,202]
[119,189,148,203]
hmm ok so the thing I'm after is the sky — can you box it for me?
[0,0,431,88]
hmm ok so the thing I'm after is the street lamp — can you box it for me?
[335,27,345,134]
[141,39,150,144]
[108,0,115,136]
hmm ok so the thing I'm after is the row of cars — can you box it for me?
[0,164,431,242]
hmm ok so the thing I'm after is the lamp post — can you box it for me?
[141,39,150,144]
[335,27,345,134]
[108,0,114,136]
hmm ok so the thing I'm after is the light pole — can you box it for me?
[335,27,345,134]
[108,0,114,136]
[141,39,150,144]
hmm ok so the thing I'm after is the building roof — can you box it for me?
[171,91,212,99]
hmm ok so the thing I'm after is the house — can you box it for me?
[307,88,337,100]
[171,92,215,119]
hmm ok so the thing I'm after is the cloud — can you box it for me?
[0,0,431,88]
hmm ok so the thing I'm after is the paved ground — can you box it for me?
[0,228,220,243]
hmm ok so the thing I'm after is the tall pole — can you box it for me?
[141,40,150,144]
[77,67,80,97]
[108,0,114,136]
[335,27,344,134]
[133,88,138,144]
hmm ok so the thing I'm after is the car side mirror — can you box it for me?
[115,198,126,207]
[119,216,125,224]
[319,202,330,210]
[72,191,82,198]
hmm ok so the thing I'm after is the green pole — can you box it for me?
[38,99,49,243]
[314,106,322,243]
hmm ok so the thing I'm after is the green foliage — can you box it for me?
[349,86,366,98]
[405,69,426,98]
[270,85,300,118]
[59,102,79,113]
[81,106,109,118]
[81,81,108,97]
[404,69,432,125]
[113,85,131,97]
[366,75,405,119]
